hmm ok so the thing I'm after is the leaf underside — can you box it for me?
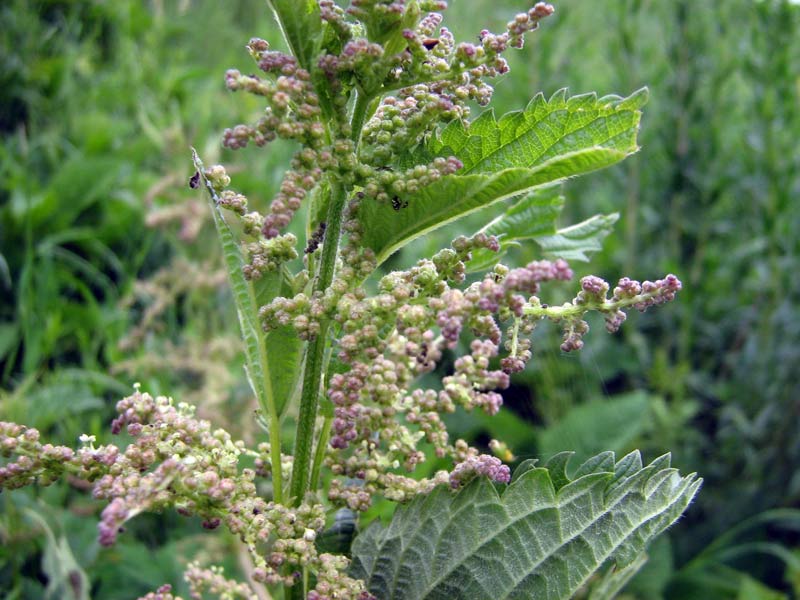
[465,184,618,272]
[358,88,647,267]
[267,0,322,72]
[350,450,700,600]
[192,150,301,417]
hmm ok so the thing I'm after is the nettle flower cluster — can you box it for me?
[260,225,678,509]
[0,2,684,599]
[0,388,366,598]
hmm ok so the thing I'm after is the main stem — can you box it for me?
[288,180,346,505]
[287,91,372,506]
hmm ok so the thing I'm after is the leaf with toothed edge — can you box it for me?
[192,149,301,418]
[357,88,648,267]
[463,183,619,271]
[349,450,700,600]
[267,0,322,72]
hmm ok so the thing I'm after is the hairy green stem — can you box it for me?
[288,90,374,504]
[509,317,520,356]
[523,292,661,320]
[288,181,347,505]
[350,90,375,144]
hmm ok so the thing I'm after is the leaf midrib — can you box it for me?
[373,146,626,265]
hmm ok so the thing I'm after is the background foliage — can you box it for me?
[1,0,798,598]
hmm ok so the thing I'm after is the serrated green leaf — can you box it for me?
[467,184,617,271]
[192,150,300,418]
[535,212,619,261]
[350,451,700,600]
[267,0,322,72]
[588,553,649,600]
[360,150,627,267]
[466,184,563,271]
[510,458,539,483]
[434,89,645,175]
[358,89,646,266]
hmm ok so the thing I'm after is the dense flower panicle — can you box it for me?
[301,227,679,512]
[2,388,369,598]
[360,90,465,165]
[184,563,259,600]
[304,235,580,508]
[242,234,299,280]
[0,422,75,489]
[197,163,301,278]
[357,153,463,206]
[221,46,331,241]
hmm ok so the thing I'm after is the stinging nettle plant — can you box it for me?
[0,2,701,599]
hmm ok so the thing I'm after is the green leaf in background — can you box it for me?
[350,450,700,600]
[537,392,653,465]
[24,509,89,600]
[623,535,675,600]
[670,509,800,600]
[358,89,646,266]
[736,576,787,600]
[0,253,10,288]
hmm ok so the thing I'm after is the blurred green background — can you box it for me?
[1,1,798,598]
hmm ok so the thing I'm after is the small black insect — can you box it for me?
[188,171,201,189]
[422,38,440,50]
[391,196,409,211]
[305,221,327,254]
[416,342,429,364]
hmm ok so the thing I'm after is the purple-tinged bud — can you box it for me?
[450,454,511,488]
